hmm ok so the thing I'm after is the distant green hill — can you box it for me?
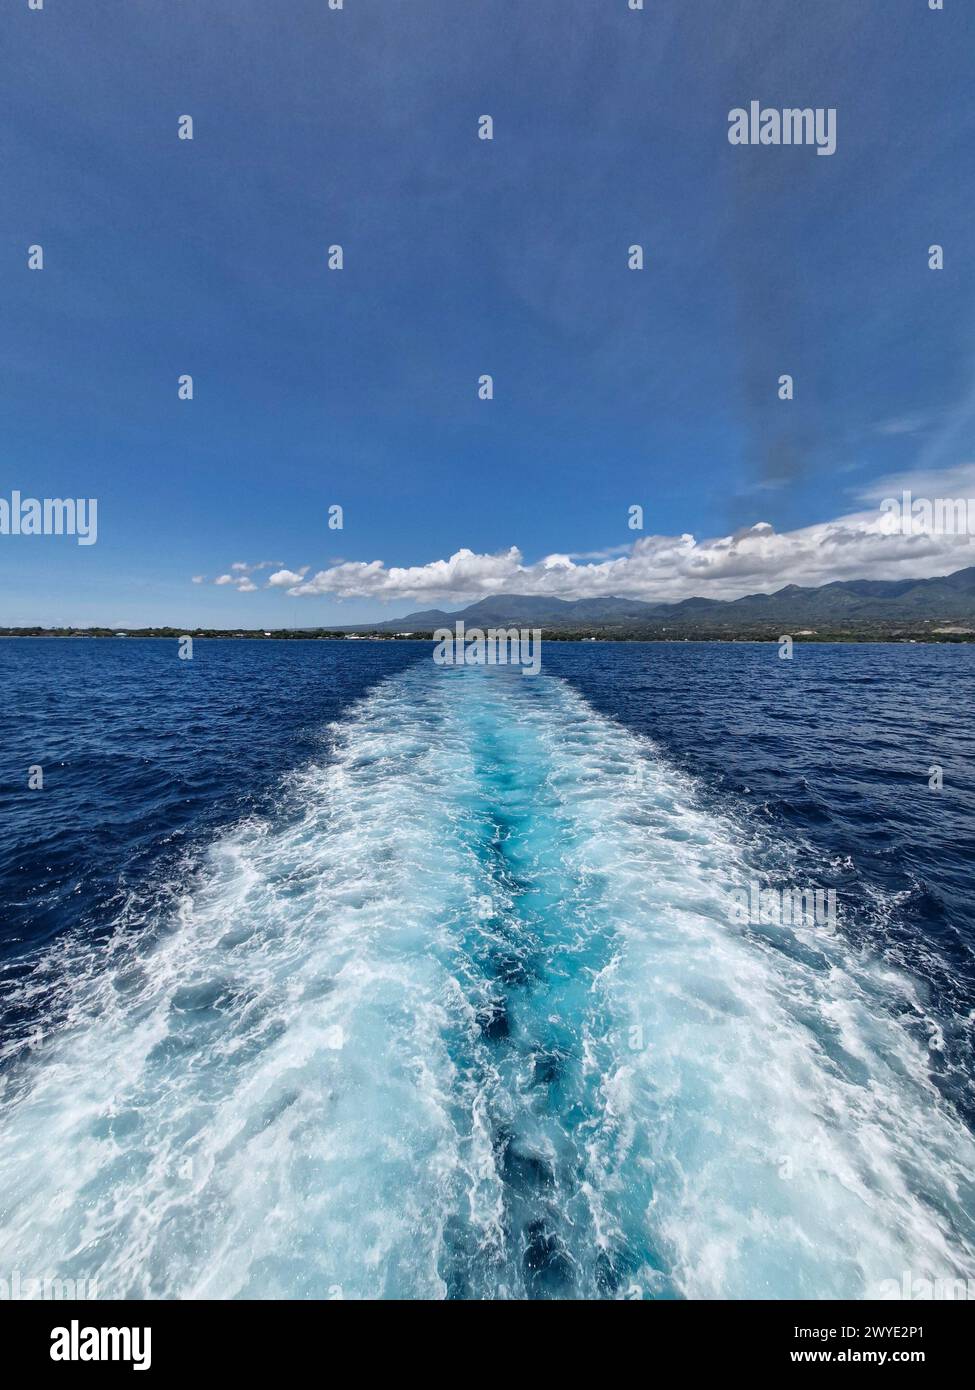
[357,565,975,633]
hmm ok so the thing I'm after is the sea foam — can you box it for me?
[0,663,972,1299]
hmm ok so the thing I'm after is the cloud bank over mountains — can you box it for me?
[206,467,975,606]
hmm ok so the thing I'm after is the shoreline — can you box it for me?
[2,632,975,647]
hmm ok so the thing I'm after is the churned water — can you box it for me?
[0,640,973,1298]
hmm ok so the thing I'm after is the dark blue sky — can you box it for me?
[2,0,973,625]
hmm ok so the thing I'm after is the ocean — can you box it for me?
[0,637,973,1299]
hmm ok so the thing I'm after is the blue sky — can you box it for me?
[2,0,974,627]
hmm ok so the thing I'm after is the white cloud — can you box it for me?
[191,575,206,584]
[203,467,975,606]
[267,567,309,588]
[208,560,284,593]
[277,523,974,607]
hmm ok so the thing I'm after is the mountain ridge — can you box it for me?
[350,564,975,632]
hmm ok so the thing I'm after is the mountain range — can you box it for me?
[350,565,975,634]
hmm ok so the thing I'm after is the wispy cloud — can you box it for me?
[855,462,975,505]
[874,415,926,438]
[205,560,283,593]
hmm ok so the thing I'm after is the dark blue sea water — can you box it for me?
[0,638,973,1298]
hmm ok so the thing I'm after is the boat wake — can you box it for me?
[0,663,972,1299]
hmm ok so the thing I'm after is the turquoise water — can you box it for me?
[0,657,973,1298]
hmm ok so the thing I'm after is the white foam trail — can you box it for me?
[0,662,972,1299]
